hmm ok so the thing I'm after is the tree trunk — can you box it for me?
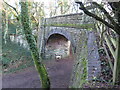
[3,9,9,44]
[2,10,5,37]
[20,1,50,88]
[113,7,120,84]
[113,35,120,85]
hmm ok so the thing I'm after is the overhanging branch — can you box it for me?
[92,2,119,28]
[3,0,19,16]
[76,2,120,35]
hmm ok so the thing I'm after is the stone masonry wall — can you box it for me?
[45,13,94,25]
[38,13,101,88]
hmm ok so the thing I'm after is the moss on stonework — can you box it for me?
[70,57,87,88]
[69,33,88,88]
[45,23,94,29]
[79,37,88,87]
[80,57,87,87]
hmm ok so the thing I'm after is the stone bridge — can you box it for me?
[38,13,101,87]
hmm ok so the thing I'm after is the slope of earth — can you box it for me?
[2,56,74,88]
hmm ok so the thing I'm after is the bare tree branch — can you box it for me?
[3,0,19,16]
[76,2,120,35]
[92,2,119,27]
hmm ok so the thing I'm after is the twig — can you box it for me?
[92,2,119,27]
[75,2,120,35]
[3,0,19,16]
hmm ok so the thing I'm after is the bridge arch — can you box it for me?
[45,28,76,51]
[44,28,75,60]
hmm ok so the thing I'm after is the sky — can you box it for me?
[1,0,117,17]
[2,0,77,17]
[1,0,54,17]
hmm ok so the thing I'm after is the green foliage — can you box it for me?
[45,23,94,29]
[8,23,17,34]
[21,1,50,88]
[80,57,87,87]
[70,34,88,88]
[6,62,33,73]
[2,41,33,73]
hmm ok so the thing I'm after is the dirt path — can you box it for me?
[2,56,74,88]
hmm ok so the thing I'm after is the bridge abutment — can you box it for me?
[38,13,101,88]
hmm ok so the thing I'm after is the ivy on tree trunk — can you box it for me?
[20,1,50,88]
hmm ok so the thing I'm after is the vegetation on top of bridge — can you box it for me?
[45,13,83,19]
[44,23,94,29]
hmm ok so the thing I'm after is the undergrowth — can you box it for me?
[2,41,34,74]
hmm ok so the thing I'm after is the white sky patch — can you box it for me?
[3,0,116,18]
[0,1,3,10]
[4,0,18,7]
[3,0,58,17]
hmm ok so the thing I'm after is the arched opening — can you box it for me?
[44,33,74,88]
[45,33,72,60]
